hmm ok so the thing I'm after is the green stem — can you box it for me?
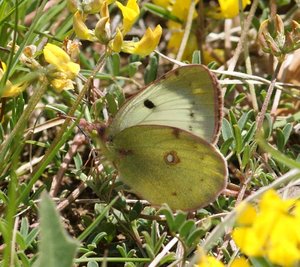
[0,75,48,172]
[239,0,258,111]
[2,144,22,267]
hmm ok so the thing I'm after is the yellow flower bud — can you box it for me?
[95,16,111,44]
[73,11,97,41]
[43,43,80,92]
[111,28,123,53]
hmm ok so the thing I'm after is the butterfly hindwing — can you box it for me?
[108,65,222,144]
[109,125,227,211]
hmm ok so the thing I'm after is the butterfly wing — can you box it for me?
[109,125,227,211]
[108,65,222,144]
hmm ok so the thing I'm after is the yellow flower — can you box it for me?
[167,30,198,60]
[232,189,300,266]
[196,255,225,267]
[73,11,97,41]
[116,0,140,35]
[219,0,251,18]
[230,257,250,267]
[43,43,80,92]
[208,0,251,19]
[151,0,199,61]
[0,62,27,98]
[117,25,162,57]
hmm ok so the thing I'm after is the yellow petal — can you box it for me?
[218,0,251,19]
[111,28,123,53]
[0,61,7,72]
[121,25,162,57]
[207,0,251,19]
[232,227,264,257]
[235,202,257,226]
[73,11,97,41]
[170,0,199,22]
[167,30,198,61]
[116,0,140,35]
[196,255,225,267]
[43,43,80,78]
[152,0,169,8]
[230,257,250,267]
[1,82,27,98]
[51,78,74,92]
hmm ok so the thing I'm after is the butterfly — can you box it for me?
[101,64,228,211]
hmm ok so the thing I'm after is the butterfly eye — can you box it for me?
[164,151,180,165]
[143,99,156,109]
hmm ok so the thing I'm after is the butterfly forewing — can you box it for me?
[108,65,222,144]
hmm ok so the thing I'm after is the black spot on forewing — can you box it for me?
[144,99,156,109]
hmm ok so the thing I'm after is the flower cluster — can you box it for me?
[232,189,300,266]
[43,43,80,92]
[69,0,162,57]
[258,14,300,61]
[151,0,251,61]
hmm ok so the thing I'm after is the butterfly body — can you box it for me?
[104,65,228,211]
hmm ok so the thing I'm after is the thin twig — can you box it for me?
[226,0,259,72]
[50,133,86,197]
[57,182,87,211]
[256,61,283,134]
[175,0,195,63]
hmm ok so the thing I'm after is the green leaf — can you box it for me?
[276,129,285,151]
[238,110,253,130]
[276,0,291,6]
[233,93,246,105]
[220,137,234,155]
[233,124,242,154]
[179,220,195,239]
[222,118,234,141]
[229,110,238,125]
[242,122,256,145]
[241,144,251,169]
[282,123,293,146]
[173,212,187,230]
[159,206,175,232]
[143,3,182,23]
[263,113,273,139]
[144,55,158,85]
[111,53,120,76]
[192,50,201,64]
[33,192,79,267]
[186,228,205,247]
[87,261,99,267]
